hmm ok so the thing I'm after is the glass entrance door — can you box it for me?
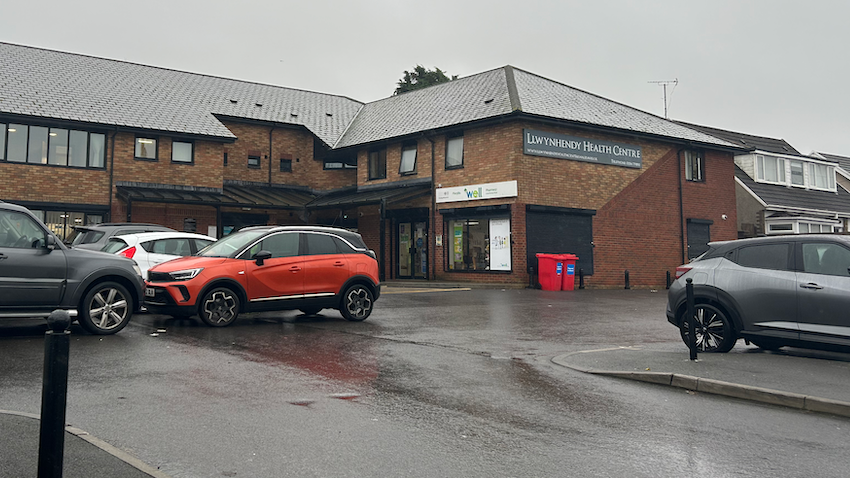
[398,221,427,279]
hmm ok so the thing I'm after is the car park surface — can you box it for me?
[144,225,380,326]
[667,234,850,353]
[0,201,144,334]
[100,231,215,279]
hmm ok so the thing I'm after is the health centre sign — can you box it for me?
[523,129,642,169]
[436,180,518,204]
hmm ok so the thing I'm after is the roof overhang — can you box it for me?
[116,182,316,210]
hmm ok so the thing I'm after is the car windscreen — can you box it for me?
[101,238,129,253]
[70,229,105,245]
[197,230,268,258]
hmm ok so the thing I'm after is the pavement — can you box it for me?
[4,282,850,476]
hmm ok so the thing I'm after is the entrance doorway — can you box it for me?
[398,221,427,279]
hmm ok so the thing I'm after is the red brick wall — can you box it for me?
[0,161,111,205]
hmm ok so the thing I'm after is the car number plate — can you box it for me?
[145,287,155,298]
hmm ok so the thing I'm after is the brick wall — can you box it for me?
[0,161,110,205]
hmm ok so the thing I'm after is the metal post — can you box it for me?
[38,310,72,478]
[624,270,630,290]
[685,278,698,361]
[666,271,672,289]
[578,268,585,290]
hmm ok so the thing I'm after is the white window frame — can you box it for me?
[399,144,417,174]
[684,150,704,182]
[756,155,785,184]
[808,162,835,191]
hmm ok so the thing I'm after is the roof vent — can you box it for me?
[782,146,789,151]
[255,103,263,107]
[230,99,238,104]
[290,113,298,118]
[326,113,333,117]
[484,98,494,104]
[739,139,747,144]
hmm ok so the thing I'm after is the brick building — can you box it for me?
[0,43,743,288]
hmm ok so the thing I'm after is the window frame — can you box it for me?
[248,155,261,169]
[399,143,417,175]
[808,162,834,191]
[684,150,704,182]
[280,158,292,173]
[171,140,194,164]
[444,215,512,273]
[756,154,786,184]
[368,149,387,180]
[134,136,158,161]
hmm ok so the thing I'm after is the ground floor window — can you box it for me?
[29,210,104,241]
[447,217,511,272]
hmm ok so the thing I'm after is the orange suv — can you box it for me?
[143,226,380,326]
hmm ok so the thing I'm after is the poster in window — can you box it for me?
[453,223,463,263]
[489,218,511,271]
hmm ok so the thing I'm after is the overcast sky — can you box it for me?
[2,1,848,155]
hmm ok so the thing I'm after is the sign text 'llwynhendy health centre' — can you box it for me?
[523,129,642,169]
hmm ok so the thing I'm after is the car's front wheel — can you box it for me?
[198,287,240,327]
[339,284,373,321]
[679,303,736,353]
[78,281,133,335]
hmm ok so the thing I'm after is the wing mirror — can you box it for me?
[253,250,272,266]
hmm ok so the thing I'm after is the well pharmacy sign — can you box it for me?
[523,129,642,169]
[436,180,518,204]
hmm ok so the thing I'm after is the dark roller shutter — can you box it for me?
[687,219,712,260]
[526,207,594,276]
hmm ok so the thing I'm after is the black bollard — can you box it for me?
[685,279,698,361]
[666,271,671,289]
[578,268,585,290]
[624,270,630,290]
[38,310,72,478]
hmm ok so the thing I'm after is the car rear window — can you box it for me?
[71,229,105,245]
[735,243,791,271]
[101,238,128,253]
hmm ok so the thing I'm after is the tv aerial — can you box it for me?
[648,79,678,118]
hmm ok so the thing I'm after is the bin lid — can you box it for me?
[537,253,578,260]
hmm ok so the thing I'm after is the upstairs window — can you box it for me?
[789,160,804,186]
[280,158,292,172]
[1,124,104,168]
[756,155,785,183]
[446,135,464,169]
[172,141,194,163]
[684,150,704,182]
[135,137,157,160]
[809,163,834,190]
[248,155,261,169]
[399,144,417,174]
[368,149,386,180]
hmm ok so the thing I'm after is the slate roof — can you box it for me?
[334,66,739,149]
[676,122,801,156]
[812,152,850,172]
[735,165,850,216]
[116,183,316,209]
[0,43,363,145]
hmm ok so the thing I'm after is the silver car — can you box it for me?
[667,234,850,352]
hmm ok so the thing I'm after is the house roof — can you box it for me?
[0,43,363,146]
[812,151,850,172]
[676,121,801,155]
[335,66,739,150]
[735,165,850,216]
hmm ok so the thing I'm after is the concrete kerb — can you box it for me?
[551,348,850,419]
[0,409,172,478]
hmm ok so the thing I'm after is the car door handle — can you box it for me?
[0,253,6,260]
[334,261,345,267]
[289,266,302,272]
[800,283,824,290]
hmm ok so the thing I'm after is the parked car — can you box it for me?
[144,226,380,326]
[667,234,850,353]
[67,222,175,251]
[0,201,144,334]
[101,232,216,278]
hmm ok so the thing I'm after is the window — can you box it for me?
[447,217,511,272]
[147,238,193,256]
[446,135,464,169]
[802,243,850,277]
[736,243,791,270]
[89,133,105,168]
[280,158,292,172]
[768,223,793,233]
[246,232,299,258]
[0,210,45,248]
[324,157,356,170]
[135,137,157,160]
[6,124,27,162]
[306,233,340,255]
[248,155,261,169]
[368,149,386,180]
[400,144,417,174]
[809,163,834,190]
[0,123,5,160]
[172,141,193,163]
[224,152,228,166]
[790,160,804,186]
[48,128,68,165]
[684,150,704,182]
[68,131,87,167]
[756,155,785,183]
[28,126,48,164]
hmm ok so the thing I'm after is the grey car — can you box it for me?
[667,234,850,352]
[0,201,145,334]
[67,222,175,251]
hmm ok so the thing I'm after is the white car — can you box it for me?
[100,231,216,279]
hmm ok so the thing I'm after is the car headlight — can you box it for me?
[169,268,204,281]
[132,264,143,277]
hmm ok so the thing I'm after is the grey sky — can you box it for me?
[2,0,848,155]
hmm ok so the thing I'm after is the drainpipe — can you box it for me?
[677,149,686,264]
[268,127,274,186]
[426,135,436,281]
[108,128,117,222]
[380,198,387,282]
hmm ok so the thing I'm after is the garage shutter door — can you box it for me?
[526,208,594,275]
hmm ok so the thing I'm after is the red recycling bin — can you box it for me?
[536,253,579,291]
[560,254,579,291]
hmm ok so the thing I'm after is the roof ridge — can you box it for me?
[504,66,522,112]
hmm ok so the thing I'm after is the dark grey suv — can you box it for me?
[0,201,144,334]
[667,234,850,353]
